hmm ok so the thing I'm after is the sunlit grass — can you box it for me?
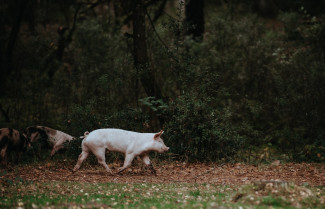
[1,180,324,208]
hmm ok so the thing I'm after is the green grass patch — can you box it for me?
[1,180,324,208]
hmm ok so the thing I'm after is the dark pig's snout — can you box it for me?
[27,142,32,150]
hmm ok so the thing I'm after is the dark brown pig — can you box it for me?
[0,128,31,166]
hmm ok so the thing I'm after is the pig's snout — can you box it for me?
[25,137,32,151]
[162,146,169,152]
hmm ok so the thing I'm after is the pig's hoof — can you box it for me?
[116,168,124,174]
[150,169,157,176]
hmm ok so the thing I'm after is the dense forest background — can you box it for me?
[0,0,324,163]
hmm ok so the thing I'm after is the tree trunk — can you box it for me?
[255,0,278,17]
[0,0,28,95]
[132,0,162,99]
[185,0,205,41]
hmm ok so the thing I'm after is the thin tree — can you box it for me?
[185,0,205,41]
[0,0,29,95]
[132,0,162,99]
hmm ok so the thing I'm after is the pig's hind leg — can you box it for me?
[93,148,114,175]
[73,150,89,172]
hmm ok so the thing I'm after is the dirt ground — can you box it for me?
[1,161,324,186]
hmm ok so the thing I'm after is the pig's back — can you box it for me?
[86,128,138,140]
[83,129,153,153]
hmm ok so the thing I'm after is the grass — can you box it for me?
[1,178,324,209]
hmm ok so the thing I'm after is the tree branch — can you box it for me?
[145,8,169,50]
[152,0,167,23]
[47,4,81,78]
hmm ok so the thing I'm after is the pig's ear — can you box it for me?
[154,130,164,140]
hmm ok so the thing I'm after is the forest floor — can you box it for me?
[1,161,324,186]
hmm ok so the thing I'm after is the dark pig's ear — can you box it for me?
[154,130,164,140]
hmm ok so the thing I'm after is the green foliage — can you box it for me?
[63,137,83,159]
[160,8,324,162]
[165,94,244,161]
[272,10,325,161]
[139,97,168,115]
[1,2,324,162]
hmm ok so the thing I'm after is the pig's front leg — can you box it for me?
[140,154,156,175]
[16,152,23,164]
[50,144,64,158]
[1,146,8,167]
[117,153,135,174]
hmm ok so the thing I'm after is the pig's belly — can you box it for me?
[105,140,128,154]
[84,138,126,154]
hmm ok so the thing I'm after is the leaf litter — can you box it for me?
[1,161,324,208]
[1,161,324,186]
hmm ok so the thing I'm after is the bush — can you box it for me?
[165,94,245,161]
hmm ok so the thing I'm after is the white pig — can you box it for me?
[73,129,169,175]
